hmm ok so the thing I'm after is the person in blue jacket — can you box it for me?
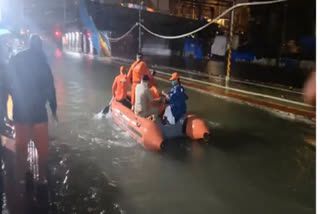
[162,72,188,125]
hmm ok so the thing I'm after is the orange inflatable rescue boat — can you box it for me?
[110,100,210,151]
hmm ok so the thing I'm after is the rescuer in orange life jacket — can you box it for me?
[127,53,155,109]
[112,66,131,108]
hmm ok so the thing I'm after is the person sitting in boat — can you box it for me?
[134,75,159,118]
[112,66,131,108]
[162,72,188,125]
[127,53,155,107]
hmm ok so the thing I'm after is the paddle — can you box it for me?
[102,97,114,114]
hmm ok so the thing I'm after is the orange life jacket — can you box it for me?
[127,60,155,86]
[112,74,129,101]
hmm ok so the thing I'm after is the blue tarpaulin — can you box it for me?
[79,0,100,55]
[231,51,255,62]
[184,38,202,60]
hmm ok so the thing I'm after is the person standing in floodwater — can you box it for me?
[7,34,57,202]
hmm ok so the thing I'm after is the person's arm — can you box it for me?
[6,57,16,96]
[150,86,160,100]
[4,68,9,121]
[147,89,157,104]
[112,77,117,97]
[127,69,132,84]
[161,90,169,100]
[182,86,189,100]
[127,63,136,84]
[0,66,8,123]
[46,65,57,119]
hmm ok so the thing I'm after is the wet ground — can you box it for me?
[40,52,315,214]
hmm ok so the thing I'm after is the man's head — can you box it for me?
[29,34,43,51]
[120,66,126,74]
[169,72,180,86]
[136,52,143,61]
[142,74,149,83]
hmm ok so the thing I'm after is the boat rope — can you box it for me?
[139,0,287,40]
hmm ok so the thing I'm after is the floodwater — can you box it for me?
[40,52,315,214]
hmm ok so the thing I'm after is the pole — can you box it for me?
[192,0,195,19]
[278,2,287,67]
[21,0,25,27]
[226,0,235,88]
[210,7,214,19]
[138,2,142,53]
[198,0,202,20]
[64,0,67,30]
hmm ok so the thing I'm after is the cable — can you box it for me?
[139,0,287,39]
[108,23,138,42]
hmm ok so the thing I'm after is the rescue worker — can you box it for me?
[7,35,57,197]
[112,66,131,108]
[162,72,188,125]
[134,75,159,118]
[127,53,155,108]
